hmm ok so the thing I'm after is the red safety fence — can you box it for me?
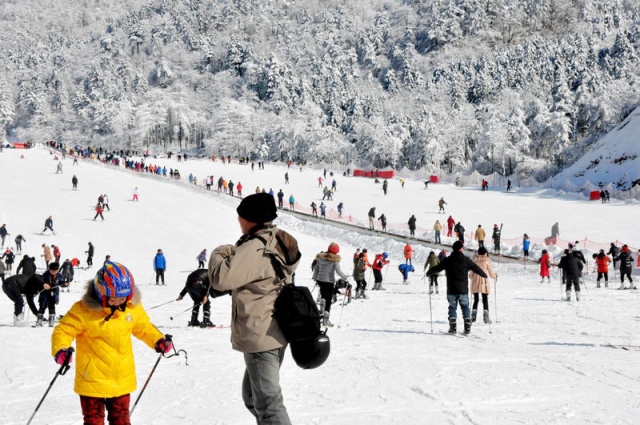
[353,169,396,179]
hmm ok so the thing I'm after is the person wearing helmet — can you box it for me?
[312,242,349,327]
[617,245,635,289]
[372,252,390,290]
[51,261,172,425]
[208,192,301,424]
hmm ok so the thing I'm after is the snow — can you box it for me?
[0,146,639,425]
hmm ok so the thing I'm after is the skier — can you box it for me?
[608,243,620,269]
[454,221,465,243]
[71,175,78,190]
[368,207,376,230]
[475,225,486,249]
[492,224,501,253]
[59,259,74,292]
[56,161,63,174]
[506,180,512,192]
[277,189,284,208]
[319,202,327,218]
[337,202,344,217]
[433,220,442,244]
[594,250,611,288]
[311,202,318,218]
[197,249,207,268]
[616,245,635,289]
[177,269,220,327]
[51,262,173,425]
[52,244,61,263]
[398,263,415,285]
[470,247,497,323]
[42,215,55,234]
[446,215,455,237]
[153,249,166,285]
[403,243,414,265]
[438,197,447,213]
[408,215,417,238]
[382,179,388,195]
[16,254,37,277]
[312,243,349,327]
[85,242,94,267]
[371,252,390,290]
[551,222,560,239]
[378,213,387,232]
[132,187,139,201]
[14,234,26,254]
[1,248,14,272]
[102,194,110,211]
[0,224,8,247]
[538,249,551,283]
[426,241,488,335]
[284,172,289,184]
[236,182,243,196]
[36,262,64,327]
[353,251,368,299]
[93,203,105,221]
[2,274,44,326]
[557,249,584,301]
[424,251,440,294]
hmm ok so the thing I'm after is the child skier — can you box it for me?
[372,252,390,290]
[177,268,228,327]
[51,261,173,424]
[36,262,64,327]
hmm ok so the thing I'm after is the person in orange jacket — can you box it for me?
[594,250,611,288]
[403,243,414,265]
[372,252,390,290]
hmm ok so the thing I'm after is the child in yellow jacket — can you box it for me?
[51,261,173,424]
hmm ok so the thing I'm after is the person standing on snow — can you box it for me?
[368,207,376,230]
[551,222,560,239]
[52,244,61,263]
[93,203,105,221]
[36,262,64,327]
[313,243,349,327]
[608,243,620,269]
[51,262,173,425]
[616,245,635,289]
[492,224,501,253]
[382,179,389,195]
[557,250,584,301]
[132,187,139,201]
[475,225,486,250]
[454,221,465,243]
[14,234,26,254]
[177,269,219,327]
[538,249,551,283]
[433,220,442,244]
[41,244,52,267]
[522,234,530,259]
[470,247,497,324]
[0,224,9,248]
[353,251,368,299]
[56,161,63,174]
[71,175,78,190]
[208,192,300,424]
[594,250,611,288]
[438,197,447,213]
[424,251,440,294]
[197,249,207,268]
[153,249,166,285]
[288,194,295,210]
[16,254,37,277]
[371,252,390,290]
[102,194,110,211]
[378,213,387,232]
[446,215,455,237]
[277,189,285,208]
[85,242,94,267]
[408,215,417,238]
[310,202,318,218]
[403,243,414,265]
[427,241,487,335]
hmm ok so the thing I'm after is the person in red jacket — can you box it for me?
[539,249,551,283]
[403,244,414,265]
[594,250,611,288]
[446,215,455,238]
[94,203,105,221]
[372,252,390,290]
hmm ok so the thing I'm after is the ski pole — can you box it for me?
[580,276,591,301]
[337,285,348,328]
[170,304,199,320]
[27,347,74,425]
[494,275,498,323]
[428,279,433,333]
[149,299,176,310]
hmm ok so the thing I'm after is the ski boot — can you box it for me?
[323,312,333,327]
[596,281,601,288]
[483,310,491,324]
[201,319,215,328]
[575,292,581,301]
[464,318,472,335]
[14,313,29,327]
[48,314,56,327]
[35,314,44,327]
[435,286,439,294]
[565,290,572,301]
[605,281,608,288]
[188,317,201,327]
[448,318,456,334]
[471,309,477,323]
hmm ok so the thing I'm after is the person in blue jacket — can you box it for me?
[154,249,166,285]
[398,263,415,285]
[522,234,531,259]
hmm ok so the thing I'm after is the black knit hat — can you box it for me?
[236,193,278,224]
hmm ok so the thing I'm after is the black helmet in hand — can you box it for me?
[290,332,330,370]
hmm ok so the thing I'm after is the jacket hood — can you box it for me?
[316,251,341,262]
[257,225,301,280]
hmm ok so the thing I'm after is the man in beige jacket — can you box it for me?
[209,193,301,425]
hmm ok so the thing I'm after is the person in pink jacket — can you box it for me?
[469,247,497,323]
[539,249,551,283]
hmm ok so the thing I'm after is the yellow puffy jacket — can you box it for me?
[51,283,164,398]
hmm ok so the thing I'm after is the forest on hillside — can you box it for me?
[0,0,638,180]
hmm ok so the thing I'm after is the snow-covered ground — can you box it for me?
[0,146,639,425]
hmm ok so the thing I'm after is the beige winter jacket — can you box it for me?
[42,245,52,262]
[209,225,301,353]
[470,254,497,294]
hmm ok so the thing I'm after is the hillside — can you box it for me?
[0,0,639,181]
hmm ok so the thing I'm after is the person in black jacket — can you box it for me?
[2,274,45,326]
[16,255,37,277]
[616,245,635,289]
[427,241,487,334]
[557,251,584,301]
[454,222,465,243]
[85,241,94,267]
[177,269,229,327]
[408,215,417,238]
[608,242,620,269]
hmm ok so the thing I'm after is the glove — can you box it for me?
[54,349,73,365]
[155,337,173,354]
